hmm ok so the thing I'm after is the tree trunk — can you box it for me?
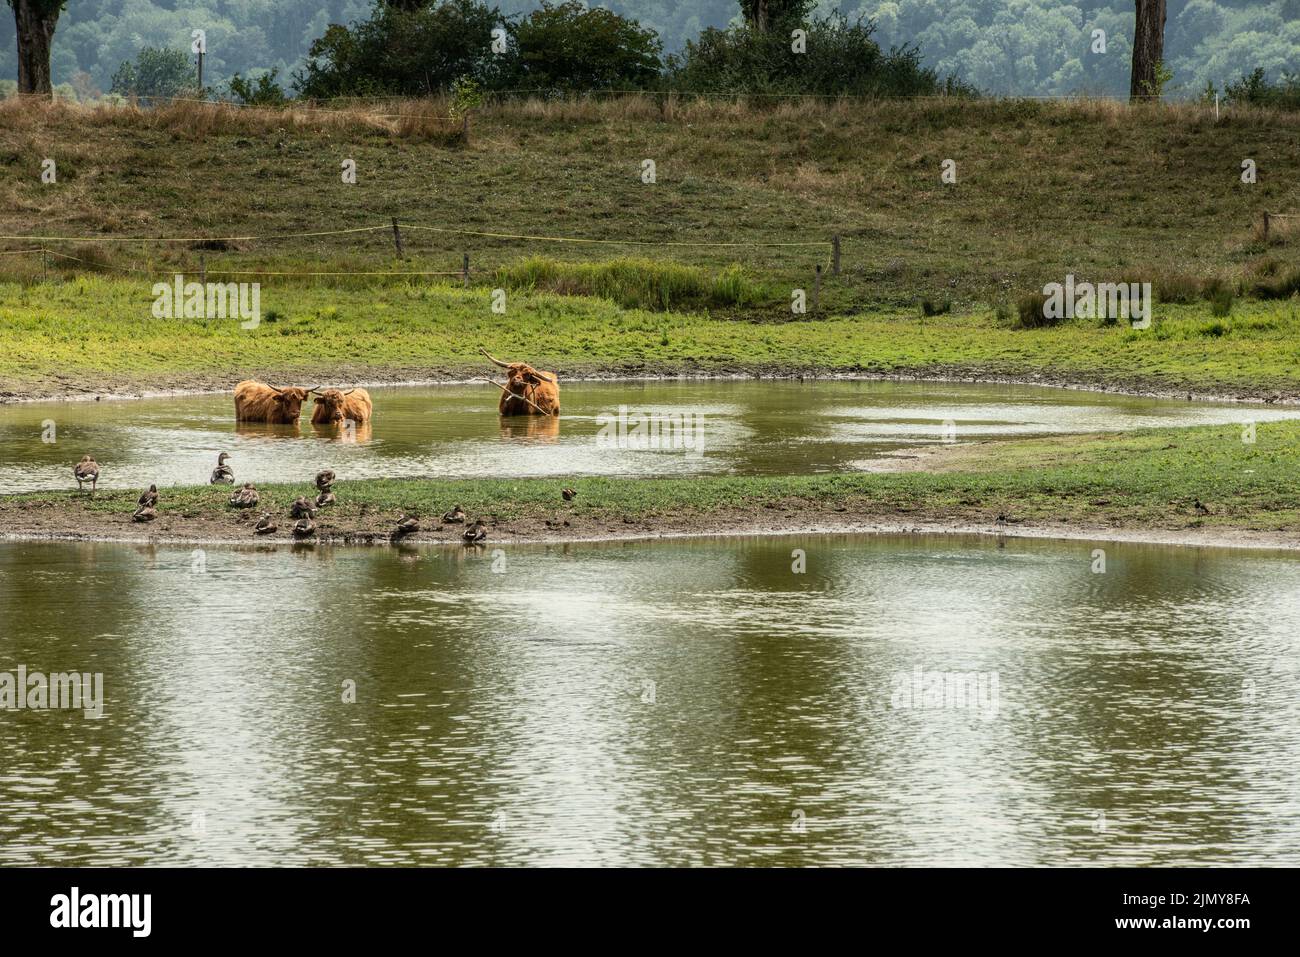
[1130,0,1167,101]
[12,0,61,97]
[743,0,770,32]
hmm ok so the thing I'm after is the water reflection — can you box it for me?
[2,380,1297,492]
[1,534,1298,866]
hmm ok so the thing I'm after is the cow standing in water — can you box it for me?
[310,388,373,426]
[234,381,312,424]
[481,348,560,416]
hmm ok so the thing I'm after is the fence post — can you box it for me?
[41,247,46,283]
[832,234,840,275]
[199,253,206,286]
[1263,211,1271,241]
[462,111,469,141]
[463,253,470,288]
[813,264,821,314]
[390,217,404,259]
[197,50,204,98]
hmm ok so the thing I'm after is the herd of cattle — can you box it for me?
[231,350,559,424]
[68,351,563,541]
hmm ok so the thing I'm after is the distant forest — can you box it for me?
[1,0,1295,99]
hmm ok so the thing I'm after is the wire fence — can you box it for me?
[0,219,841,283]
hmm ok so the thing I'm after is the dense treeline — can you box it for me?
[2,0,1297,100]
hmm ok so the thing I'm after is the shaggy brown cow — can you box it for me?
[234,380,312,424]
[481,348,560,416]
[311,388,373,426]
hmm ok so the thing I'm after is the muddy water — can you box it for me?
[1,533,1297,866]
[0,380,1294,493]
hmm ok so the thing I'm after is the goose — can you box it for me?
[229,483,259,508]
[290,497,317,519]
[441,504,466,524]
[463,519,487,545]
[1194,498,1211,516]
[561,487,577,502]
[137,484,158,509]
[210,453,235,485]
[315,469,336,491]
[315,489,337,508]
[131,506,157,523]
[394,515,420,537]
[74,455,99,495]
[292,518,316,539]
[254,513,277,535]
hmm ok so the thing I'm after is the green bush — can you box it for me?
[665,12,970,98]
[507,1,662,94]
[494,256,763,311]
[228,69,288,107]
[110,47,196,103]
[1225,67,1300,110]
[1013,292,1060,329]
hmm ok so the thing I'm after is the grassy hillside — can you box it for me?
[3,95,1300,313]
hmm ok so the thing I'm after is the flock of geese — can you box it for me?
[73,452,523,544]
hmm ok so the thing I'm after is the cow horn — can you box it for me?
[269,384,284,394]
[307,386,321,394]
[342,389,356,396]
[480,347,510,369]
[533,371,556,383]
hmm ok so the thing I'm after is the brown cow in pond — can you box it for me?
[311,387,373,426]
[234,380,312,424]
[481,348,560,416]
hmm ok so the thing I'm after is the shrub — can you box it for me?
[110,47,196,104]
[1014,292,1060,329]
[228,69,288,107]
[1225,67,1300,110]
[919,298,951,317]
[295,0,503,98]
[507,1,663,94]
[494,256,762,311]
[665,12,970,98]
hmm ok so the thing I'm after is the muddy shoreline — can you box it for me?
[2,362,1297,406]
[2,500,1296,553]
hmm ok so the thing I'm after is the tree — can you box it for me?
[740,1,812,32]
[110,47,196,103]
[1130,0,1167,101]
[510,1,663,93]
[7,0,65,96]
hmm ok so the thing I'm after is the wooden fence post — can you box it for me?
[813,264,821,314]
[1263,211,1271,241]
[832,234,840,275]
[390,217,404,259]
[199,253,206,286]
[463,253,470,288]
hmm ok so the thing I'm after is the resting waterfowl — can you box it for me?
[229,483,259,508]
[315,489,336,508]
[292,518,316,539]
[315,470,336,491]
[210,453,234,485]
[290,496,317,519]
[137,484,158,509]
[254,513,277,535]
[1194,498,1212,516]
[74,455,100,495]
[442,505,466,524]
[463,519,487,544]
[394,515,420,536]
[561,487,577,502]
[131,506,157,523]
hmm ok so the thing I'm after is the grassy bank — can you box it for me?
[4,422,1299,543]
[3,95,1300,311]
[2,276,1300,400]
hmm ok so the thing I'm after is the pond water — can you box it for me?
[0,379,1294,493]
[2,534,1297,867]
